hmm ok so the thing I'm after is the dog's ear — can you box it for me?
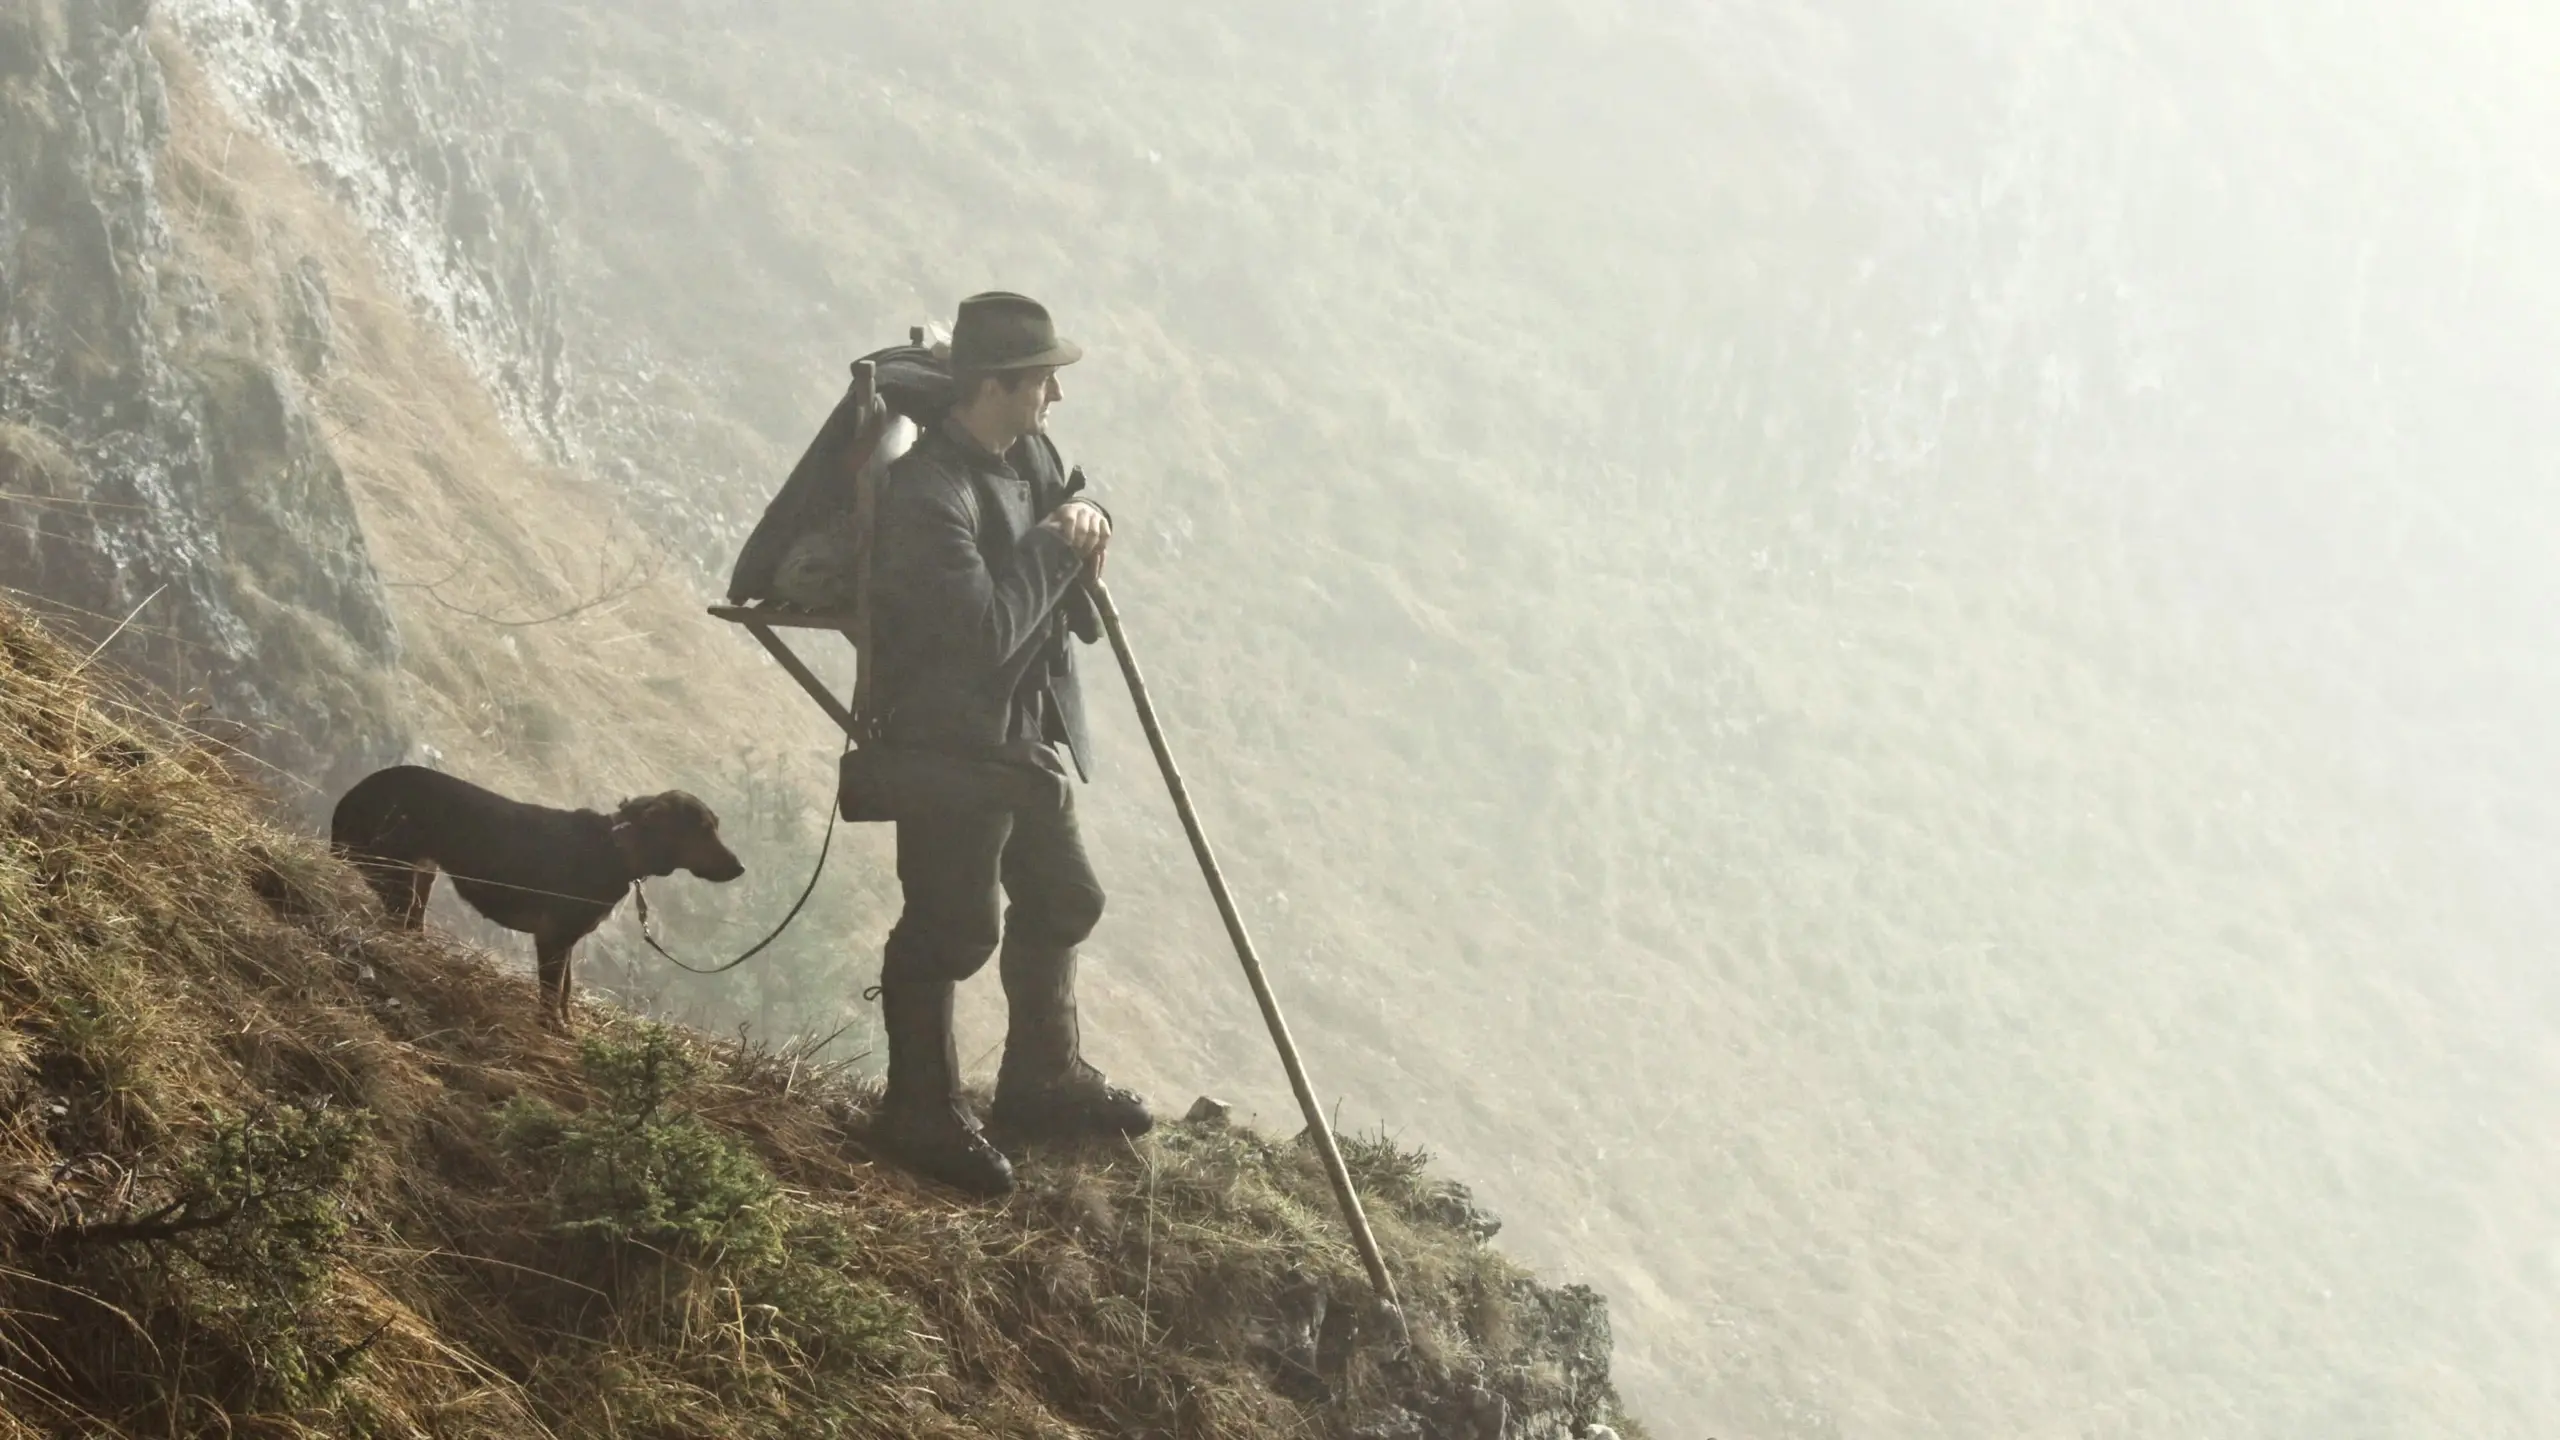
[653,792,720,833]
[610,793,672,847]
[614,792,718,842]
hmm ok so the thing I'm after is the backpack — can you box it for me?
[721,330,971,744]
[724,330,960,611]
[720,333,1097,790]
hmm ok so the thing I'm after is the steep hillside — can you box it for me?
[0,597,1641,1438]
[9,0,2560,1434]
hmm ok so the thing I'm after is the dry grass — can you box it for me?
[0,599,1638,1437]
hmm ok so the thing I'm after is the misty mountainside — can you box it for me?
[10,0,2560,1433]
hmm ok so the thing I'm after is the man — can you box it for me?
[864,291,1151,1196]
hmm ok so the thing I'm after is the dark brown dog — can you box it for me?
[330,765,745,1030]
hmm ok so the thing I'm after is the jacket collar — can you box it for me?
[935,416,1023,477]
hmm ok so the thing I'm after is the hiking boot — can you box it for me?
[988,942,1154,1140]
[871,981,1014,1197]
[871,1099,1014,1197]
[990,1059,1155,1140]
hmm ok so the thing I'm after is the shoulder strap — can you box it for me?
[842,373,894,741]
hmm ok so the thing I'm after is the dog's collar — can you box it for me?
[606,814,660,880]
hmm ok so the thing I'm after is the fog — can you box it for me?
[159,0,2560,1430]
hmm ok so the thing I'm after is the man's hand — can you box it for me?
[1046,499,1111,574]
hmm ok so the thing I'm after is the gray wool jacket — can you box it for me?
[866,419,1103,780]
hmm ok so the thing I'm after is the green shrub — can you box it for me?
[498,1025,782,1264]
[744,1215,923,1376]
[146,1102,373,1407]
[170,1101,368,1305]
[498,1023,926,1382]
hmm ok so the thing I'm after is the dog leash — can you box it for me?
[633,764,846,976]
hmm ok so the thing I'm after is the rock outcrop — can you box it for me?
[165,0,569,450]
[0,0,402,805]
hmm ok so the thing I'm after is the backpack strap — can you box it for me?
[844,362,896,744]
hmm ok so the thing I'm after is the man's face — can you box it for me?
[1003,366,1063,436]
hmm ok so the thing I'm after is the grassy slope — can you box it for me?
[0,595,1637,1438]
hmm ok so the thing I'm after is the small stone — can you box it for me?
[1582,1427,1622,1440]
[1183,1095,1232,1126]
[1371,1296,1413,1352]
[1452,1384,1507,1439]
[1349,1407,1424,1440]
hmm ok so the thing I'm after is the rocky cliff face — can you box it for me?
[164,0,569,451]
[0,0,400,805]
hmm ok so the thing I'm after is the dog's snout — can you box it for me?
[695,847,746,883]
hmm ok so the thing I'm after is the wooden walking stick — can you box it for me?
[1085,577,1404,1315]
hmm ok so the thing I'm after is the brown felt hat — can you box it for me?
[947,291,1083,373]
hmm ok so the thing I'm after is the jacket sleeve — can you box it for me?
[876,467,1088,672]
[1055,454,1106,644]
[1062,579,1103,646]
